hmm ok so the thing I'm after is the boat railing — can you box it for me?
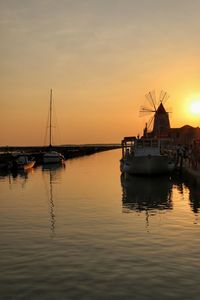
[121,137,172,159]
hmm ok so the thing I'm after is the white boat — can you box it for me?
[120,90,176,175]
[43,89,65,164]
[43,151,64,164]
[120,137,175,175]
[14,155,35,170]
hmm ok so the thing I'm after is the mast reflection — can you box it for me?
[42,163,65,235]
[121,174,173,213]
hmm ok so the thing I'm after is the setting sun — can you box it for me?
[190,100,200,115]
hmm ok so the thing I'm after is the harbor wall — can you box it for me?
[0,144,121,169]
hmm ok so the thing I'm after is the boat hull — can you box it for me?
[21,161,35,170]
[120,155,175,175]
[14,155,35,170]
[43,157,64,164]
[43,151,64,164]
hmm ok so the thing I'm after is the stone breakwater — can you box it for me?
[0,144,121,170]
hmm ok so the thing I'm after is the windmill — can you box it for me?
[140,90,171,138]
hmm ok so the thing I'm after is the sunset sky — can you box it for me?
[1,0,200,146]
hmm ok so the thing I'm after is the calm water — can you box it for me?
[1,149,200,300]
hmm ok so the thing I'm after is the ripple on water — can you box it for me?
[0,151,200,299]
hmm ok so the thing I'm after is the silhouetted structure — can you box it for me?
[147,102,171,138]
[169,125,200,145]
[144,99,200,145]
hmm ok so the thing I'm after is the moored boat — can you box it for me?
[120,90,176,175]
[43,151,65,164]
[43,89,65,165]
[120,137,175,175]
[14,155,35,170]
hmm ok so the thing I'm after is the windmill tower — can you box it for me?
[140,91,171,138]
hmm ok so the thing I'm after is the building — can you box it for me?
[169,125,200,145]
[145,102,200,145]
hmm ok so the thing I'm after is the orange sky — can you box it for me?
[1,0,200,146]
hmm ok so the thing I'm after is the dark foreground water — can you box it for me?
[1,149,200,300]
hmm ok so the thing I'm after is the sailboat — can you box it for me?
[43,89,65,164]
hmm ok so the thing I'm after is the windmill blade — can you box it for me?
[150,90,157,106]
[140,105,156,113]
[139,105,156,117]
[139,111,152,117]
[159,90,170,104]
[145,92,151,108]
[145,91,157,111]
[166,106,172,114]
[147,115,155,131]
[145,94,156,111]
[149,91,157,111]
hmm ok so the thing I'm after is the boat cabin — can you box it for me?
[134,139,160,157]
[121,137,162,158]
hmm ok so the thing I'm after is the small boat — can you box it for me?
[43,151,65,164]
[120,137,175,175]
[14,155,35,170]
[43,89,65,164]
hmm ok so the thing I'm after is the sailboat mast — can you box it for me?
[49,89,52,147]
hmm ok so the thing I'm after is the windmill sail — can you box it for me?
[140,90,171,138]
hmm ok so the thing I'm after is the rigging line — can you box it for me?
[43,109,50,146]
[49,89,57,146]
[49,89,53,147]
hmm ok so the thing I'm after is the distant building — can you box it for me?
[169,125,200,145]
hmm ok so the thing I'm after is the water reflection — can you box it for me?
[172,175,200,214]
[187,183,200,214]
[121,174,173,213]
[42,163,65,235]
[2,168,34,189]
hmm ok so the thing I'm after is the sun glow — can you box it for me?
[189,100,200,115]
